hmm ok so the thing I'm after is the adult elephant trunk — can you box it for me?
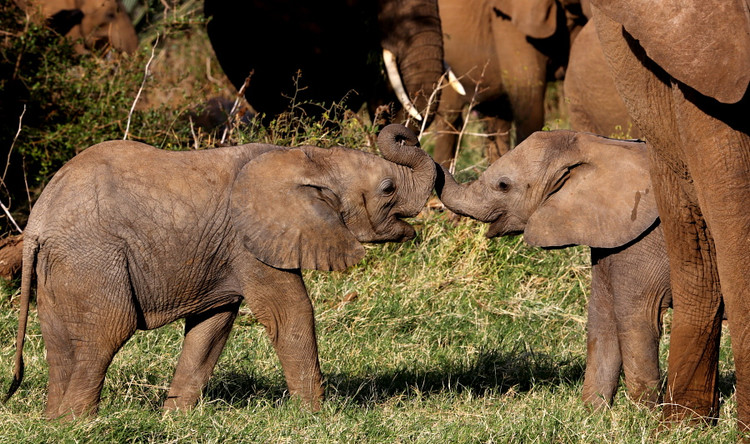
[377,124,437,216]
[434,164,496,222]
[379,0,444,125]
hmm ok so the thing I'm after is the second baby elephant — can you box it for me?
[435,130,673,408]
[7,124,436,418]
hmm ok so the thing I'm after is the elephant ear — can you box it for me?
[494,0,558,39]
[230,149,365,271]
[524,133,659,249]
[592,0,750,104]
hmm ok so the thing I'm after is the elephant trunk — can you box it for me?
[377,124,436,216]
[434,164,495,222]
[378,0,444,125]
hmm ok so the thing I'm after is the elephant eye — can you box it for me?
[379,178,396,196]
[497,177,512,192]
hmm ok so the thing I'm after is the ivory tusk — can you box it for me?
[445,64,466,96]
[383,49,423,121]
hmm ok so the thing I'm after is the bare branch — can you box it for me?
[450,63,488,175]
[220,71,253,145]
[3,105,25,185]
[124,35,160,141]
[0,202,22,234]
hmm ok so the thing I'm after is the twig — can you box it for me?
[450,63,488,175]
[188,116,199,150]
[123,35,160,141]
[3,105,25,184]
[220,71,253,145]
[417,72,448,139]
[0,203,22,234]
[0,106,27,234]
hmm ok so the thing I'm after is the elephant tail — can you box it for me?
[5,234,38,403]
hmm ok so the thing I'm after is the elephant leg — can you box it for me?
[581,256,622,409]
[241,264,323,409]
[609,230,671,408]
[673,86,750,430]
[39,293,137,418]
[433,88,466,168]
[593,9,722,423]
[38,286,74,417]
[483,115,512,164]
[649,155,723,424]
[163,300,242,410]
[508,84,546,152]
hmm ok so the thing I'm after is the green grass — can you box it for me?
[0,215,740,442]
[0,5,742,442]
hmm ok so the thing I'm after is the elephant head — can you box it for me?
[435,130,659,248]
[14,0,138,54]
[493,0,561,39]
[230,124,436,271]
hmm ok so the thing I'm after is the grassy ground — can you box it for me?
[0,8,742,443]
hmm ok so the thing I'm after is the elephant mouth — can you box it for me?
[485,217,522,239]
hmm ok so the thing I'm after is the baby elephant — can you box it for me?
[7,124,436,418]
[435,130,671,409]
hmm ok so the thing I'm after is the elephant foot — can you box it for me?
[661,403,718,428]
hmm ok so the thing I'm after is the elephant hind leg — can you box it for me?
[39,272,137,419]
[38,286,74,417]
[164,299,241,410]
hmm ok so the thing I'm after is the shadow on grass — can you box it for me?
[204,348,586,407]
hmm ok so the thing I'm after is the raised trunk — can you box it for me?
[378,0,444,124]
[377,124,436,216]
[434,164,495,222]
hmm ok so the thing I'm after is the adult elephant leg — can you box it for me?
[483,115,512,164]
[433,88,466,168]
[240,262,323,409]
[593,8,722,423]
[581,254,621,409]
[164,300,242,410]
[650,154,722,423]
[492,19,546,154]
[674,85,750,431]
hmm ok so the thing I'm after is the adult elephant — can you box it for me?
[14,0,138,54]
[204,0,444,125]
[563,20,640,139]
[432,0,587,169]
[6,124,436,418]
[590,0,750,430]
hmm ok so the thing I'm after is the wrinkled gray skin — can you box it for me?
[563,20,640,139]
[432,0,587,168]
[592,0,750,428]
[7,124,436,419]
[435,130,673,408]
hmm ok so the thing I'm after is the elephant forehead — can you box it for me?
[308,146,396,183]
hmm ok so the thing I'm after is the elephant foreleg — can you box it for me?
[582,257,622,409]
[163,300,242,410]
[242,265,324,410]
